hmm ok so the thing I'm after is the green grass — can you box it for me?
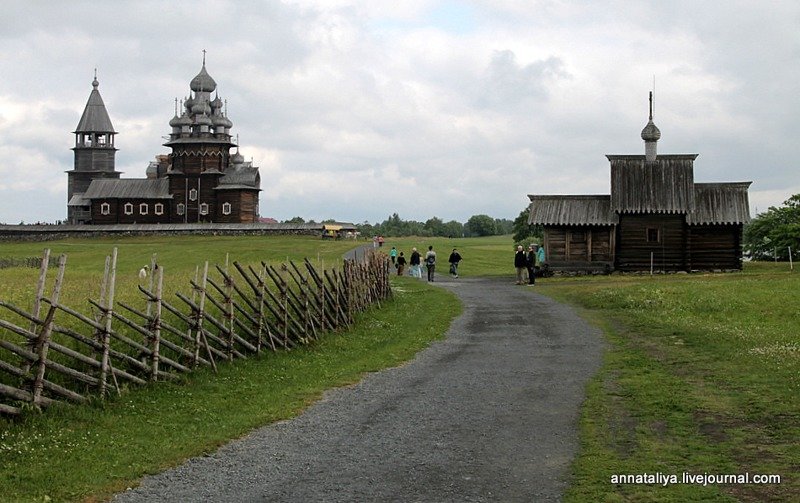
[0,274,460,502]
[377,234,521,277]
[539,264,800,502]
[2,233,798,501]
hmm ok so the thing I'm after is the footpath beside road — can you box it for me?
[114,272,604,502]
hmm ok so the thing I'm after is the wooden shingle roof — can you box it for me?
[527,195,617,226]
[83,179,172,200]
[687,182,752,225]
[609,154,697,213]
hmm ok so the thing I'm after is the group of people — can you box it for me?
[389,245,463,282]
[514,243,545,285]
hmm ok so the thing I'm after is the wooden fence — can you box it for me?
[0,248,391,416]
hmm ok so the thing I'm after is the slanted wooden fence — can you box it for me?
[0,248,391,416]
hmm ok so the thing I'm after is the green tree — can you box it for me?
[424,217,445,236]
[512,207,543,244]
[284,216,305,224]
[465,214,497,236]
[442,220,464,238]
[744,194,800,260]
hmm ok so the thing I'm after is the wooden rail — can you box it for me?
[0,248,391,416]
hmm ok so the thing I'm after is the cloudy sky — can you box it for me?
[0,1,797,225]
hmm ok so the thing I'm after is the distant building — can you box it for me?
[67,59,261,224]
[527,93,751,272]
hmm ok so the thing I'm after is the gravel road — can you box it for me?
[114,274,603,502]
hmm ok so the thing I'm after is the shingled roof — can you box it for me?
[83,179,172,199]
[609,154,697,214]
[74,78,116,134]
[527,195,618,226]
[687,182,752,225]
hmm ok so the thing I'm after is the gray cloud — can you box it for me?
[0,1,797,224]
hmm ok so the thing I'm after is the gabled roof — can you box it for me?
[215,165,261,191]
[688,182,752,225]
[527,195,617,226]
[83,179,172,200]
[74,79,116,133]
[609,154,697,214]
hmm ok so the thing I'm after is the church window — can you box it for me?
[154,203,164,215]
[199,203,209,215]
[139,203,148,215]
[177,203,185,216]
[100,202,110,215]
[124,203,134,215]
[189,188,198,201]
[647,227,661,243]
[222,202,232,215]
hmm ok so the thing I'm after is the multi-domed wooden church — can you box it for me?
[66,57,261,224]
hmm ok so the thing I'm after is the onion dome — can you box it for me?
[190,64,217,93]
[184,96,195,112]
[231,151,245,165]
[219,115,233,128]
[641,119,661,141]
[211,95,223,110]
[169,113,182,128]
[176,113,193,127]
[191,100,211,115]
[195,113,212,126]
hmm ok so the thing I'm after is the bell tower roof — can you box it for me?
[74,71,116,134]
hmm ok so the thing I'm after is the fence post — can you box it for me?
[31,254,67,406]
[99,248,118,398]
[150,264,164,381]
[22,248,51,376]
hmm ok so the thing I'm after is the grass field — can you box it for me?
[1,234,797,501]
[0,234,462,502]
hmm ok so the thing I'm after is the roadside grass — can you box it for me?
[3,232,798,501]
[0,274,460,502]
[538,264,800,502]
[374,234,516,277]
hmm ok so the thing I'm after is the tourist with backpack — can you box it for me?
[425,245,437,282]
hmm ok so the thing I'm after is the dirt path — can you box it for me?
[114,275,604,502]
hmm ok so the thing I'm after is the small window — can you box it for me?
[177,203,185,216]
[189,188,198,201]
[124,203,134,215]
[139,203,148,215]
[100,202,110,215]
[154,203,164,215]
[647,227,660,243]
[199,203,209,215]
[222,202,232,215]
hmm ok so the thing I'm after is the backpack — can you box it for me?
[426,254,436,265]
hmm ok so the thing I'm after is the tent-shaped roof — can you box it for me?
[74,78,116,134]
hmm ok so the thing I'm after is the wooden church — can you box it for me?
[67,58,261,225]
[527,94,751,272]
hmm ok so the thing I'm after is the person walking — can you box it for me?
[448,248,462,278]
[525,244,536,285]
[389,246,397,265]
[396,251,407,276]
[425,245,437,282]
[514,245,527,285]
[409,247,422,278]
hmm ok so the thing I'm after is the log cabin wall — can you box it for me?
[688,224,743,270]
[615,213,687,272]
[543,225,615,270]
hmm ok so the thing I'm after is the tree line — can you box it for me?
[285,209,544,242]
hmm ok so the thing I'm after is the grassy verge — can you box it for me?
[538,264,799,502]
[0,274,461,502]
